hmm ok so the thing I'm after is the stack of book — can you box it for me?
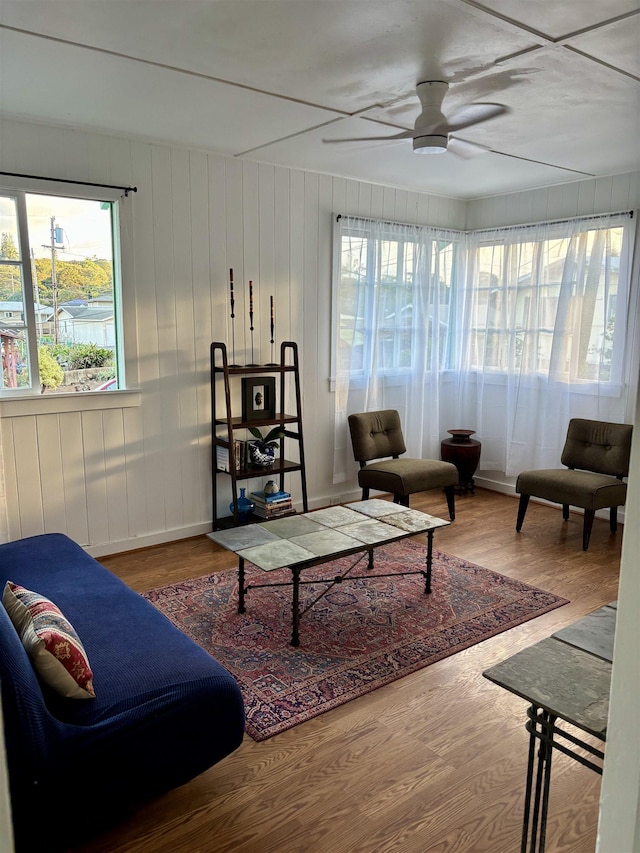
[249,489,293,519]
[215,439,248,472]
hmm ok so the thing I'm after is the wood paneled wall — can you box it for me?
[466,171,640,229]
[0,118,467,553]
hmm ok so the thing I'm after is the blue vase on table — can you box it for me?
[230,487,254,521]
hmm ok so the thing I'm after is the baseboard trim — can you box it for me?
[85,523,214,558]
[85,480,625,557]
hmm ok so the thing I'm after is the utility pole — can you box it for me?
[42,217,64,344]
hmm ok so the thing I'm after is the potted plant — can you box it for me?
[248,426,284,467]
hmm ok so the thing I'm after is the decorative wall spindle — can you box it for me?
[267,294,277,364]
[228,268,239,366]
[247,280,257,365]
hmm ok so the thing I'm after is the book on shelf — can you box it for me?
[215,446,230,472]
[234,439,247,470]
[250,489,291,505]
[254,497,292,511]
[216,439,247,471]
[253,503,293,519]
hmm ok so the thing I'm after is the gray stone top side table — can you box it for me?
[483,605,616,853]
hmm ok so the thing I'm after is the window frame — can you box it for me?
[465,217,633,388]
[331,216,462,388]
[0,180,135,410]
[333,212,635,395]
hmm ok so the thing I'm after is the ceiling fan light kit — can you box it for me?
[413,134,448,154]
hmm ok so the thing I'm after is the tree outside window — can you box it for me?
[0,191,122,394]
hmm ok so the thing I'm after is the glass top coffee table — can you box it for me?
[209,499,449,646]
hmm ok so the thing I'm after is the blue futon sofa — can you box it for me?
[0,533,245,851]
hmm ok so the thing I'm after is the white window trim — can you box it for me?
[333,211,636,393]
[0,389,141,417]
[0,180,136,411]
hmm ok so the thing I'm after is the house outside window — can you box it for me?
[466,222,629,384]
[0,189,122,394]
[335,220,460,381]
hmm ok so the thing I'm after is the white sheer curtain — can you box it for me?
[456,212,637,475]
[333,211,638,486]
[332,215,464,484]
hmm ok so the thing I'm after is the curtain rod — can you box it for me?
[0,171,137,196]
[335,213,463,233]
[470,209,633,235]
[337,209,633,233]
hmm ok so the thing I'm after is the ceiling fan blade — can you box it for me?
[323,130,413,143]
[439,103,509,133]
[448,136,491,159]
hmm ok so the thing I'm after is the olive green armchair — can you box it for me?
[515,418,633,550]
[347,409,458,520]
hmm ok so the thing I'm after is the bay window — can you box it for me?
[333,211,637,482]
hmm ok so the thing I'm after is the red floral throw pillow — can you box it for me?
[3,581,95,699]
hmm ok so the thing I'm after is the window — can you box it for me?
[465,216,633,385]
[0,189,122,395]
[334,217,461,379]
[333,210,636,481]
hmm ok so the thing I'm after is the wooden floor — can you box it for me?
[71,489,622,853]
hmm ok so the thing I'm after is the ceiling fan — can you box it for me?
[323,80,508,157]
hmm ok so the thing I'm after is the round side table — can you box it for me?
[441,430,481,495]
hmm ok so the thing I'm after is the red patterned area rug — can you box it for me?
[143,540,567,741]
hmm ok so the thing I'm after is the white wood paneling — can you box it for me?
[35,414,66,534]
[466,172,640,229]
[102,408,130,546]
[81,410,110,545]
[11,416,44,539]
[58,412,90,545]
[121,405,147,540]
[190,150,214,521]
[9,117,636,551]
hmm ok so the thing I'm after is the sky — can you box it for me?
[0,193,113,262]
[26,194,113,262]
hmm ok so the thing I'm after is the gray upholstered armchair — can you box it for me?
[347,409,458,520]
[515,418,633,550]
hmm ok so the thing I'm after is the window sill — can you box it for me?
[0,389,141,417]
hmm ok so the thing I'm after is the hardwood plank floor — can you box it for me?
[70,489,621,853]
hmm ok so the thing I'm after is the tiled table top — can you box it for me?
[483,636,611,738]
[208,499,449,572]
[483,602,618,739]
[551,603,617,663]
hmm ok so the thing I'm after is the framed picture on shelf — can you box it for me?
[241,376,276,421]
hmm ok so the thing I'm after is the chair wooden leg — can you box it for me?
[516,494,530,531]
[444,485,455,521]
[362,487,369,501]
[583,509,595,551]
[562,504,570,521]
[610,506,618,533]
[398,494,410,507]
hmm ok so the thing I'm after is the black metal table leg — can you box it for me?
[237,557,246,613]
[522,706,556,853]
[425,529,434,594]
[521,706,538,853]
[537,712,555,853]
[291,566,301,647]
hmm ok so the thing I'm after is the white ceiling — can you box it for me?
[1,0,639,199]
